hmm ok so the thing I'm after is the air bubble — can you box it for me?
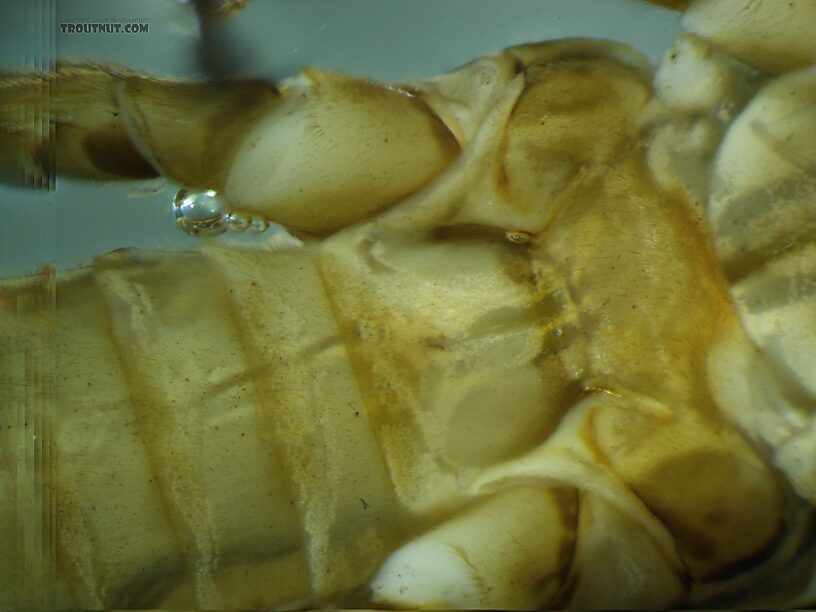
[171,188,273,239]
[249,217,270,233]
[172,188,228,236]
[226,212,252,232]
[505,230,532,245]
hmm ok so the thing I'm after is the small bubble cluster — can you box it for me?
[172,188,271,237]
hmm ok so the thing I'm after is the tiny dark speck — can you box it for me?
[360,498,369,510]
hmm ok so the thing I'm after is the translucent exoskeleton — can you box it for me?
[1,0,815,609]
